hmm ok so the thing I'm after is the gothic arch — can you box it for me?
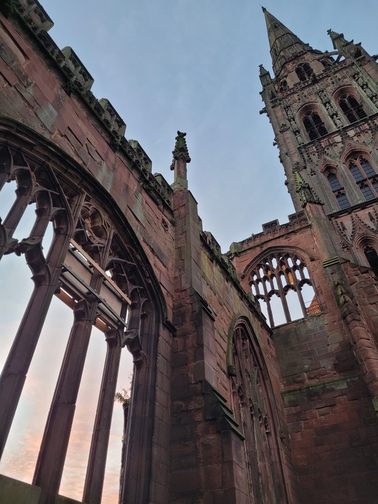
[341,150,378,203]
[0,119,169,504]
[297,102,330,141]
[353,227,378,272]
[244,247,320,327]
[341,145,373,165]
[322,164,351,210]
[333,85,372,120]
[226,316,289,504]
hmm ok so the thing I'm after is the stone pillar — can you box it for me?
[33,266,105,504]
[83,327,123,504]
[329,267,378,412]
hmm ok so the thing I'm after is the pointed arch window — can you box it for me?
[279,79,288,92]
[320,58,333,70]
[249,252,320,328]
[364,246,378,277]
[303,111,328,140]
[349,156,378,200]
[326,172,351,209]
[339,93,367,123]
[327,173,342,191]
[229,321,287,502]
[296,63,313,82]
[0,139,160,504]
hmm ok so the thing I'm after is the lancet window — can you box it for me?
[349,156,378,200]
[326,172,351,210]
[364,246,378,276]
[303,111,328,140]
[296,62,314,82]
[339,93,367,123]
[279,79,288,92]
[229,320,287,503]
[250,252,320,328]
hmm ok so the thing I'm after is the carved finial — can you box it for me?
[293,166,323,207]
[170,131,191,170]
[259,64,268,75]
[170,131,190,189]
[262,6,266,12]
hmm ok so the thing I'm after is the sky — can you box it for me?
[1,0,378,502]
[36,0,378,252]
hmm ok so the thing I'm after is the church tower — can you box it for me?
[230,9,378,503]
[260,8,378,270]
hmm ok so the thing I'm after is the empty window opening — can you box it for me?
[365,246,378,277]
[303,111,328,140]
[321,59,333,69]
[339,93,367,123]
[250,253,319,328]
[296,63,314,82]
[279,80,288,92]
[0,297,72,484]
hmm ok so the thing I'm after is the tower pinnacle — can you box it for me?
[170,131,191,189]
[263,9,312,76]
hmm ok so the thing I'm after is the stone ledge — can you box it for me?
[0,474,41,504]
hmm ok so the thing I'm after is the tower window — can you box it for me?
[250,252,320,328]
[360,185,374,200]
[320,59,333,69]
[296,63,313,82]
[327,173,342,191]
[279,79,288,92]
[349,156,378,201]
[365,246,378,277]
[350,164,364,181]
[303,111,328,140]
[327,172,351,210]
[339,94,367,123]
[336,193,351,209]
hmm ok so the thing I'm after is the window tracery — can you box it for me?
[0,138,161,504]
[303,111,328,140]
[249,252,320,328]
[296,62,314,82]
[339,93,367,123]
[326,172,351,209]
[229,320,288,503]
[349,156,378,200]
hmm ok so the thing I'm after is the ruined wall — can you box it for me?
[169,178,298,503]
[0,3,298,503]
[231,207,378,504]
[0,5,176,314]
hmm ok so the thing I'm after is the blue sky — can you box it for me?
[37,0,378,251]
[2,0,378,501]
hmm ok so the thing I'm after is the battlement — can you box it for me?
[229,211,309,254]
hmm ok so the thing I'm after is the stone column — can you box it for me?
[33,266,105,504]
[83,326,123,504]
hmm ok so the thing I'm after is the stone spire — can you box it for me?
[259,63,272,87]
[327,29,349,52]
[293,166,323,207]
[262,7,312,76]
[170,131,191,189]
